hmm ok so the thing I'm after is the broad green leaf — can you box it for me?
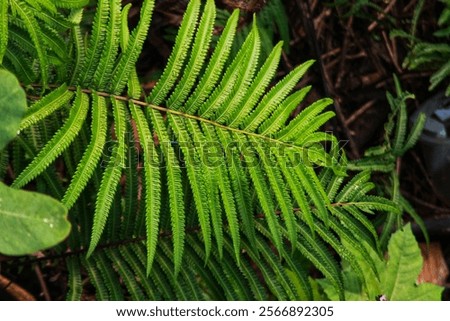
[0,69,27,150]
[0,182,70,255]
[383,224,443,301]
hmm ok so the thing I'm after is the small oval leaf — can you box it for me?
[0,182,70,255]
[0,69,27,150]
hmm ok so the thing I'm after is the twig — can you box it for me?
[335,16,353,90]
[34,264,51,301]
[345,100,376,126]
[0,274,36,301]
[368,0,397,32]
[382,31,402,74]
[401,190,450,214]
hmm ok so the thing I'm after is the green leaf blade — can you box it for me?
[0,182,70,255]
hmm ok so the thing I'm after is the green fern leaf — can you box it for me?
[255,236,298,300]
[148,0,200,104]
[69,25,86,85]
[10,0,49,86]
[82,257,110,300]
[94,251,125,300]
[251,136,297,248]
[198,26,257,119]
[0,0,8,63]
[242,60,314,131]
[150,109,184,275]
[289,155,331,225]
[4,45,36,84]
[120,245,161,299]
[400,112,426,154]
[106,249,145,300]
[228,41,283,127]
[293,222,344,300]
[12,89,88,189]
[76,0,110,86]
[62,92,107,209]
[184,9,239,114]
[129,103,162,274]
[169,115,212,260]
[276,98,333,140]
[20,85,73,131]
[93,0,121,90]
[233,133,283,253]
[277,152,315,234]
[259,86,311,135]
[167,0,216,110]
[202,124,240,262]
[111,0,155,94]
[88,98,127,256]
[66,257,82,301]
[214,19,261,124]
[55,0,89,8]
[216,128,256,249]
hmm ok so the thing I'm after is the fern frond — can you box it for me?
[169,116,212,259]
[184,9,239,114]
[349,195,401,214]
[148,0,201,105]
[55,0,89,9]
[198,26,257,119]
[251,137,297,248]
[106,248,145,300]
[242,60,315,131]
[167,0,216,110]
[202,124,240,262]
[400,112,426,154]
[277,153,315,234]
[233,133,283,253]
[0,0,8,63]
[129,103,161,274]
[10,0,49,86]
[276,98,333,140]
[254,236,298,300]
[14,136,65,198]
[66,257,82,301]
[20,85,73,131]
[281,247,313,300]
[3,45,36,84]
[311,217,376,297]
[83,257,110,300]
[40,24,67,61]
[121,245,161,299]
[33,9,73,32]
[216,128,256,248]
[228,41,283,127]
[289,155,331,224]
[76,0,110,86]
[150,109,184,275]
[93,0,121,90]
[88,98,127,256]
[12,89,88,188]
[69,25,86,85]
[94,251,125,300]
[111,0,155,94]
[214,19,262,124]
[62,92,107,209]
[259,86,311,135]
[292,222,344,300]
